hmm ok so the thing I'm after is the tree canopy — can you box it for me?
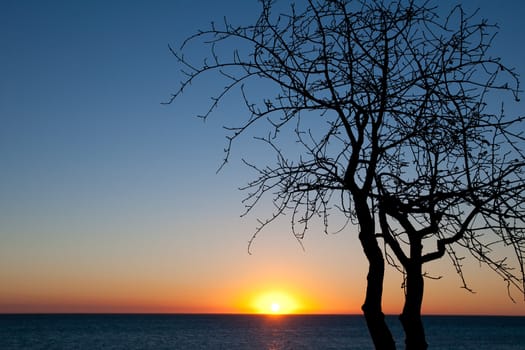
[168,1,524,348]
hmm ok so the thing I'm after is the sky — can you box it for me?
[1,0,524,315]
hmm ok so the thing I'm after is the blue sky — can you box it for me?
[1,0,524,314]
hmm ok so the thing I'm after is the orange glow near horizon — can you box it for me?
[251,291,299,314]
[2,251,524,315]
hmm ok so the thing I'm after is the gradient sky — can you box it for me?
[1,0,524,315]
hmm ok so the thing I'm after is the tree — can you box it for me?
[166,0,524,349]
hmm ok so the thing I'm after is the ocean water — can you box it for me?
[0,314,523,349]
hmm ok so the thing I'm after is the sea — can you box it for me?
[0,314,524,349]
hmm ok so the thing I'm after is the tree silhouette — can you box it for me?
[167,1,524,348]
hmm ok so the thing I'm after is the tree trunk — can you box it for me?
[359,227,397,350]
[399,262,427,350]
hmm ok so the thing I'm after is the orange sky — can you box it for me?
[2,224,524,315]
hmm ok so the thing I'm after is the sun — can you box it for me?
[270,303,281,314]
[252,291,298,315]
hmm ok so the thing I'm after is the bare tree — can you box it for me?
[166,1,523,349]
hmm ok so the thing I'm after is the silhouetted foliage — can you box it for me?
[167,1,524,349]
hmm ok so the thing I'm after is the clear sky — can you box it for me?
[1,0,524,315]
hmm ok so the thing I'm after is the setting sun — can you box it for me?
[252,291,299,315]
[271,303,281,313]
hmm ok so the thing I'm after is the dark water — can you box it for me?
[0,314,524,349]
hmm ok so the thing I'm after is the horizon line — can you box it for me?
[1,312,523,317]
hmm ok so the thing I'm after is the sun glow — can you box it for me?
[253,291,299,315]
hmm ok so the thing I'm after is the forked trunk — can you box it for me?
[399,263,427,350]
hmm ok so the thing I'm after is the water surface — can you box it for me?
[0,314,523,349]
